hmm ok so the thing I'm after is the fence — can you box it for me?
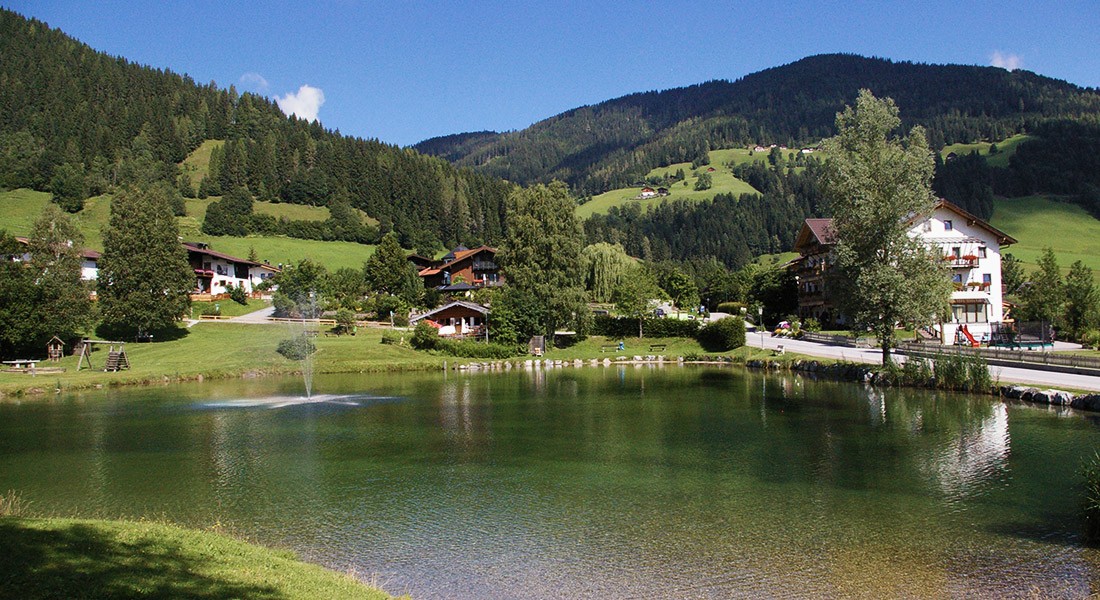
[799,332,873,348]
[898,342,1100,377]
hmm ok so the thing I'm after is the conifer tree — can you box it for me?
[1064,260,1099,339]
[1019,247,1064,326]
[362,232,422,305]
[498,182,588,338]
[98,184,194,337]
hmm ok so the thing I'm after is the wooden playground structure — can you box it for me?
[75,339,131,372]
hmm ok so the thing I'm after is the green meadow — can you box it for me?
[941,133,1031,168]
[577,146,824,219]
[990,194,1100,273]
[0,189,376,271]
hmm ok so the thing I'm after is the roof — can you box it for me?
[411,301,490,323]
[924,200,1018,246]
[418,245,497,277]
[792,218,836,253]
[183,241,262,267]
[793,199,1017,254]
[14,236,101,260]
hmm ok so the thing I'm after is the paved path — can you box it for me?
[745,331,1100,392]
[229,305,276,323]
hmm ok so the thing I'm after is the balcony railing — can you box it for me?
[472,260,498,271]
[950,257,979,268]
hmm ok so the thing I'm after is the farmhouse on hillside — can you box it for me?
[418,245,502,292]
[792,200,1017,344]
[12,236,100,281]
[184,242,279,298]
[411,301,489,338]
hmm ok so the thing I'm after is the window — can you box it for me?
[944,220,953,231]
[983,273,992,285]
[952,247,961,258]
[952,273,963,283]
[951,303,988,323]
[978,247,987,258]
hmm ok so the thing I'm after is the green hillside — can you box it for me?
[941,133,1031,168]
[179,139,225,186]
[0,189,376,271]
[990,195,1100,273]
[578,149,767,218]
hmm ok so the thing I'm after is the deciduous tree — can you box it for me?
[1064,260,1099,339]
[27,205,94,343]
[1019,247,1064,326]
[821,90,951,365]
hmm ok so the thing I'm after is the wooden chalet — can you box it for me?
[411,301,489,338]
[418,245,502,292]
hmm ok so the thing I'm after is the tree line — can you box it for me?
[0,9,513,253]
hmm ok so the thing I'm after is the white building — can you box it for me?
[793,200,1017,345]
[914,201,1017,344]
[183,242,279,297]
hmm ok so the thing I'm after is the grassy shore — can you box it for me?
[0,320,775,397]
[0,516,398,599]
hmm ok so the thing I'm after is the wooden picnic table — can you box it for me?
[3,359,38,369]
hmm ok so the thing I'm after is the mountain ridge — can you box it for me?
[413,53,1100,194]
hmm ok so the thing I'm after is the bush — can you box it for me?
[200,303,221,317]
[411,321,439,350]
[392,312,410,327]
[932,352,992,392]
[591,315,701,338]
[227,284,249,306]
[436,339,517,359]
[716,302,747,315]
[696,317,746,352]
[276,335,316,360]
[1082,329,1100,350]
[802,317,821,333]
[381,331,406,346]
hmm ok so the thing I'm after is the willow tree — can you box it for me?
[822,90,951,365]
[582,242,634,302]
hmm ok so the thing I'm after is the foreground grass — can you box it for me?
[0,517,396,599]
[990,195,1100,273]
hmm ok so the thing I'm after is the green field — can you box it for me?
[577,146,826,219]
[942,133,1031,168]
[0,517,395,599]
[1,189,377,270]
[178,139,225,186]
[990,195,1100,273]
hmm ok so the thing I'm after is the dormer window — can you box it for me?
[944,220,953,231]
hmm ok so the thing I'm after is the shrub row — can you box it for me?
[591,315,702,338]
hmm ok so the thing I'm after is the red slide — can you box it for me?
[959,324,980,347]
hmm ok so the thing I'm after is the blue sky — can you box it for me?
[7,1,1099,147]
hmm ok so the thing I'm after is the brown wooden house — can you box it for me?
[418,245,502,292]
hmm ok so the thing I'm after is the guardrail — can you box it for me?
[266,317,338,326]
[898,342,1100,377]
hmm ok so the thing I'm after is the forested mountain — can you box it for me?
[414,54,1100,195]
[0,9,512,252]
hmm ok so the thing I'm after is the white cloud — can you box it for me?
[990,51,1023,71]
[239,72,269,92]
[276,85,325,122]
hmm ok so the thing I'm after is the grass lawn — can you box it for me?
[990,195,1100,273]
[0,517,396,600]
[190,297,270,318]
[941,134,1031,168]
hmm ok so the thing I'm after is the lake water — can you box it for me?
[2,366,1099,598]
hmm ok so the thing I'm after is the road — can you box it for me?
[745,330,1100,392]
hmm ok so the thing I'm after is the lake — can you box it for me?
[2,366,1098,598]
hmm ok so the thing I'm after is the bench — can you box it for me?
[600,345,620,352]
[3,359,37,370]
[773,345,785,356]
[648,344,667,352]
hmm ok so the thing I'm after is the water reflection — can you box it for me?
[0,369,1097,599]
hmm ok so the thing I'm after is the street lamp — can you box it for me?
[758,306,765,348]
